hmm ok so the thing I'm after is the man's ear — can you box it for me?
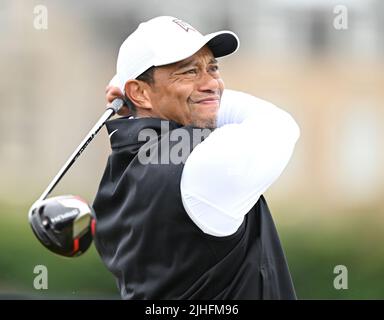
[124,80,153,111]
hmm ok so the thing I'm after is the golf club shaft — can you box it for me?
[38,99,124,202]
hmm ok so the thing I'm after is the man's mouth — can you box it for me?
[191,96,220,105]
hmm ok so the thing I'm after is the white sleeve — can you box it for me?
[180,89,300,237]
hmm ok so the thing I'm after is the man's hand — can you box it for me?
[105,85,131,116]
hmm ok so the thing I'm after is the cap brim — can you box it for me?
[153,30,239,66]
[204,31,240,58]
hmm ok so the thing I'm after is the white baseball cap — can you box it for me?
[110,16,239,93]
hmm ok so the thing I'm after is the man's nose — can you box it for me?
[196,70,220,93]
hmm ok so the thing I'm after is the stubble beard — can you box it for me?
[189,105,219,129]
[191,117,217,129]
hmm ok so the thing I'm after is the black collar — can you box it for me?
[105,117,182,149]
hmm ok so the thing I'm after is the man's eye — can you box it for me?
[183,69,197,75]
[210,65,219,72]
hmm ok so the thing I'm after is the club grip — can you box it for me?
[108,98,125,114]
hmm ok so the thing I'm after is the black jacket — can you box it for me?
[93,117,296,299]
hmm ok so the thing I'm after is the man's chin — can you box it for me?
[190,106,218,129]
[191,116,217,129]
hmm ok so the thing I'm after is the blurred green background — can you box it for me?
[1,0,384,299]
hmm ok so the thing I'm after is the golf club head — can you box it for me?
[28,195,95,257]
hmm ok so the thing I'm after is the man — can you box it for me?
[93,16,300,299]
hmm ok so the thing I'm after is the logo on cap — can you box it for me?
[172,19,196,32]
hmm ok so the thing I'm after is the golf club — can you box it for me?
[28,98,124,257]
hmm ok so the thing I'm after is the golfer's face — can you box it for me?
[148,46,224,128]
